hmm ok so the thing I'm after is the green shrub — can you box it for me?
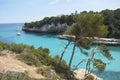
[86,74,94,80]
[0,73,3,80]
[9,43,25,53]
[17,52,42,66]
[38,46,50,54]
[37,66,51,77]
[0,41,70,79]
[0,42,9,50]
[37,66,61,79]
[0,71,36,80]
[0,46,3,51]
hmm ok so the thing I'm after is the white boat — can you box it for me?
[17,27,21,36]
[17,31,21,36]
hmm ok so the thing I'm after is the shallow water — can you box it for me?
[0,23,120,80]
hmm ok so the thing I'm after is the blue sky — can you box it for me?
[0,0,120,23]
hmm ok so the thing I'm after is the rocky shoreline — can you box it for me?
[73,69,102,80]
[22,24,120,46]
[22,23,69,34]
[22,28,64,34]
[93,37,120,46]
[57,34,120,46]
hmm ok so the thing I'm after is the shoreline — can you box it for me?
[57,34,120,46]
[73,69,102,80]
[22,28,120,46]
[22,28,63,34]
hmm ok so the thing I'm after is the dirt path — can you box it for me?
[0,50,44,79]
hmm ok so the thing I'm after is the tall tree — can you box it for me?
[59,41,71,65]
[65,13,108,68]
[76,45,113,80]
[101,9,120,38]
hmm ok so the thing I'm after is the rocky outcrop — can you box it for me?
[22,23,70,34]
[57,34,120,46]
[73,69,102,80]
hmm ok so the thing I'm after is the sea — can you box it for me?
[0,23,120,80]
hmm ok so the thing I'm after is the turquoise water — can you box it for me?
[0,23,120,80]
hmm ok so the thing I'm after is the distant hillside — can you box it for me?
[23,8,120,38]
[101,9,120,38]
[23,15,74,34]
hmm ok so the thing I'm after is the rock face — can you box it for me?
[22,23,70,34]
[73,69,102,80]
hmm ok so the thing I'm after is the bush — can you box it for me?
[0,46,3,51]
[9,43,24,53]
[0,42,27,53]
[37,66,52,77]
[17,51,42,66]
[37,66,61,79]
[0,73,2,80]
[38,47,50,54]
[0,71,36,80]
[0,42,70,79]
[0,42,9,50]
[86,74,94,80]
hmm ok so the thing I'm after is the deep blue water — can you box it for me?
[0,23,120,80]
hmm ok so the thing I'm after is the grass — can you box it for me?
[0,71,37,80]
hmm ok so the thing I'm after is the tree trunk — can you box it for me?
[59,41,71,64]
[69,43,76,68]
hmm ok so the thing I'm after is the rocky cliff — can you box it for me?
[22,23,70,34]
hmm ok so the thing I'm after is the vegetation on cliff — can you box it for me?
[101,9,120,38]
[24,15,74,28]
[0,42,71,80]
[23,8,120,38]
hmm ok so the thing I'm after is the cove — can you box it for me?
[0,23,120,80]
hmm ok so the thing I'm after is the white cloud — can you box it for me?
[49,0,60,5]
[66,0,72,3]
[49,0,72,5]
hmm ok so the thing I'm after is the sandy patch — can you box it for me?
[74,69,102,80]
[0,50,44,79]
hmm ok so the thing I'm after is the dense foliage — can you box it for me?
[62,12,109,68]
[24,15,74,28]
[66,13,108,38]
[58,12,113,79]
[101,9,120,38]
[0,42,70,79]
[0,71,37,80]
[23,8,120,38]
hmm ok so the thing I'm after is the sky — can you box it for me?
[0,0,120,23]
